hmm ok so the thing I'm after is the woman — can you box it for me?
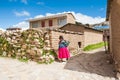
[58,36,70,62]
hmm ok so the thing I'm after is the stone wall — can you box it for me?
[0,29,55,64]
[0,27,103,63]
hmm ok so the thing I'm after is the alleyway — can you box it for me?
[0,48,116,80]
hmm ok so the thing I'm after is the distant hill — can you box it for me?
[90,21,109,28]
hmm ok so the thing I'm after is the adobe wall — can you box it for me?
[66,14,76,24]
[84,28,103,47]
[60,24,103,47]
[50,30,84,52]
[110,0,120,72]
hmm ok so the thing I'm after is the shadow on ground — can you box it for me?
[64,50,115,77]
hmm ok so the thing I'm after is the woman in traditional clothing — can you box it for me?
[58,36,70,62]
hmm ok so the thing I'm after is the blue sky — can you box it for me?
[0,0,107,30]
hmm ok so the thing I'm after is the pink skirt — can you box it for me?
[58,47,70,59]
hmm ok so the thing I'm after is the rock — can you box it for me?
[12,36,16,40]
[34,34,39,38]
[36,49,42,56]
[6,37,11,41]
[31,47,38,51]
[2,51,7,56]
[34,39,39,43]
[45,40,50,46]
[26,39,29,42]
[45,34,50,40]
[0,29,54,64]
[21,52,26,55]
[29,50,36,56]
[26,50,31,53]
[44,47,51,51]
[22,45,27,49]
[16,53,21,56]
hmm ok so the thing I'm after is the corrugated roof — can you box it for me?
[94,25,109,29]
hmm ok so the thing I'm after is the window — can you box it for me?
[49,20,53,27]
[32,22,38,28]
[41,21,45,27]
[78,42,81,48]
[58,18,66,26]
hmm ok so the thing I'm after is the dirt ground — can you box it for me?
[0,48,116,80]
[65,48,115,77]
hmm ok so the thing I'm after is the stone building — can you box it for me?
[106,0,120,77]
[29,13,103,52]
[48,29,84,52]
[29,13,75,29]
[60,23,103,47]
[44,23,103,53]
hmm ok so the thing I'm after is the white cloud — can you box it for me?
[72,12,105,24]
[13,21,29,30]
[46,13,55,16]
[0,28,5,31]
[21,0,27,4]
[9,0,27,4]
[37,2,44,5]
[34,15,44,18]
[14,10,30,17]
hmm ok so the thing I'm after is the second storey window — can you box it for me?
[32,22,38,28]
[58,18,67,26]
[41,21,45,27]
[49,20,53,27]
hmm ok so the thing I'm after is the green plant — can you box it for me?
[49,50,57,58]
[0,36,12,56]
[18,57,29,62]
[83,42,107,51]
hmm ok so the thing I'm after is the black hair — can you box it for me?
[59,35,64,39]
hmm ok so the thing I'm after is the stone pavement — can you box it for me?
[0,48,117,80]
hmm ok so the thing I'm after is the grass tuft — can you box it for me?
[83,42,107,51]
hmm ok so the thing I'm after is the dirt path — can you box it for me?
[0,48,116,80]
[65,48,115,77]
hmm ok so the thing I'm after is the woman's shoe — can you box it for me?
[66,58,68,60]
[59,59,62,62]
